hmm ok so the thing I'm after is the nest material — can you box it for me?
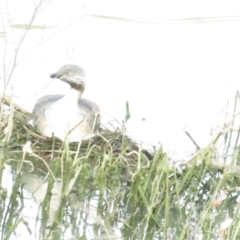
[0,96,153,164]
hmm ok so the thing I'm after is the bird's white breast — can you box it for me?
[35,89,95,142]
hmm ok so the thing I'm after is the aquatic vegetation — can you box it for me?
[1,95,240,239]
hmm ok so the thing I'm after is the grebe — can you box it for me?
[31,65,100,142]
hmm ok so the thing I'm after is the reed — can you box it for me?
[1,94,240,239]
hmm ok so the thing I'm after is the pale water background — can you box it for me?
[1,1,240,238]
[1,0,240,158]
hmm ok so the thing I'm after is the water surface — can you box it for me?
[1,0,240,157]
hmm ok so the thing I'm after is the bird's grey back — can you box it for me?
[32,95,64,115]
[78,98,100,132]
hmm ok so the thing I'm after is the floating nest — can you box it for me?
[0,96,153,166]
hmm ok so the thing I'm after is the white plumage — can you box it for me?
[31,65,100,142]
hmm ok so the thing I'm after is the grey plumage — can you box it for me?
[31,65,100,142]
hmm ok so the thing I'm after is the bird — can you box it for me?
[31,64,100,142]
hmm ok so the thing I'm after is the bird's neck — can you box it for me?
[55,88,83,109]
